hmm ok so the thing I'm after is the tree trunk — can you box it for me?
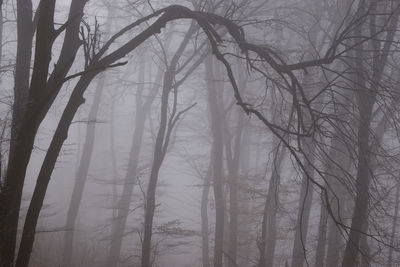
[265,146,284,267]
[201,161,212,267]
[9,0,33,161]
[109,89,119,223]
[225,62,248,266]
[0,122,37,267]
[224,109,243,267]
[62,73,106,266]
[359,232,370,267]
[141,68,173,267]
[205,56,225,267]
[227,147,238,267]
[325,197,344,267]
[340,59,373,267]
[314,195,328,267]
[291,180,313,267]
[291,139,315,267]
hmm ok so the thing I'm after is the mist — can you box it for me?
[0,0,400,267]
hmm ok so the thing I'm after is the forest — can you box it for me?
[0,0,399,266]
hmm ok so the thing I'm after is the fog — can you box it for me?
[1,0,400,267]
